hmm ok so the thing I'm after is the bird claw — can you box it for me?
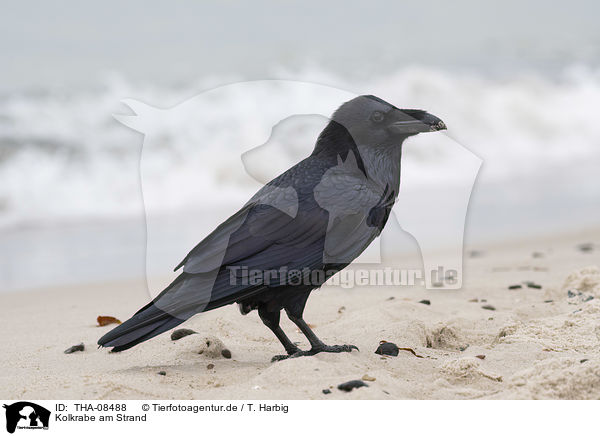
[271,354,294,362]
[271,344,358,362]
[317,344,359,353]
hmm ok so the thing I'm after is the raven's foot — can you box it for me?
[271,344,358,362]
[271,345,303,362]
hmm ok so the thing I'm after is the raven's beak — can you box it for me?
[387,109,447,135]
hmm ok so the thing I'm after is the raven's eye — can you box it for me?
[371,111,385,123]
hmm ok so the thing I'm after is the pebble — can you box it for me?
[337,380,368,392]
[577,243,594,252]
[508,285,522,290]
[171,329,197,341]
[157,371,166,376]
[481,305,496,311]
[322,389,331,394]
[207,364,215,370]
[527,283,542,289]
[221,349,232,359]
[419,299,431,305]
[64,343,84,354]
[362,374,376,381]
[375,342,399,356]
[475,354,486,360]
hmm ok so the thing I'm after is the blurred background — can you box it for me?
[1,0,599,291]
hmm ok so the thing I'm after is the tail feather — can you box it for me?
[97,270,269,352]
[97,302,185,352]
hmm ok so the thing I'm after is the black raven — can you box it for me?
[98,95,446,361]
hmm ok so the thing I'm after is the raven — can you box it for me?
[98,95,446,361]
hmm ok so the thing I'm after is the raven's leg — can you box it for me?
[273,299,358,360]
[258,305,301,361]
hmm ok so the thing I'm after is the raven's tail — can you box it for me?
[97,300,185,352]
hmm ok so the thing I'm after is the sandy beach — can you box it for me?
[1,227,599,400]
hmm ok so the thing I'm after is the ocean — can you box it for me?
[1,1,599,291]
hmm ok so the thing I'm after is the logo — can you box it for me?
[3,402,50,434]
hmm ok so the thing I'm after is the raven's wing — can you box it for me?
[98,167,330,352]
[175,180,320,275]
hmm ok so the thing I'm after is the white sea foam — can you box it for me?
[1,65,599,229]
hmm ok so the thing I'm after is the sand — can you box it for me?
[1,227,599,400]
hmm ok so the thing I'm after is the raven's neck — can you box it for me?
[357,141,404,195]
[311,121,368,177]
[312,120,406,193]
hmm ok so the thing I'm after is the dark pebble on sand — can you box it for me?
[544,300,554,303]
[475,354,486,360]
[221,349,232,359]
[481,305,496,311]
[375,342,399,356]
[157,371,166,376]
[207,363,214,369]
[577,243,594,252]
[419,299,431,305]
[337,380,368,392]
[322,389,331,394]
[527,283,542,289]
[64,343,84,354]
[580,359,589,363]
[508,285,522,290]
[171,328,197,341]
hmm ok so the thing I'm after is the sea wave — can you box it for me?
[1,65,599,229]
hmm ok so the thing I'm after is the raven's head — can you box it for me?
[331,95,446,146]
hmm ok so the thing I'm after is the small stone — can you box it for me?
[221,349,232,359]
[171,328,197,341]
[157,371,166,376]
[508,285,522,290]
[64,343,84,354]
[419,299,431,305]
[475,354,486,360]
[337,380,368,392]
[207,363,215,369]
[527,283,542,289]
[468,298,479,303]
[580,359,589,363]
[375,342,399,356]
[362,374,376,382]
[322,389,331,394]
[386,297,395,301]
[481,305,496,311]
[577,243,594,252]
[544,300,554,303]
[568,290,577,298]
[338,306,346,314]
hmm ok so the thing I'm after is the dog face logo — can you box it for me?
[2,402,50,433]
